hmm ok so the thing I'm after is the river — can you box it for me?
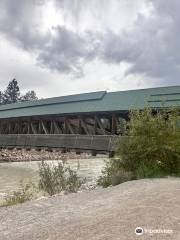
[0,158,106,201]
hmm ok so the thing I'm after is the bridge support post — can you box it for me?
[111,114,117,134]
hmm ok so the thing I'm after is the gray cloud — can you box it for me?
[99,0,180,85]
[0,0,49,50]
[0,0,99,74]
[0,0,180,85]
[37,27,99,73]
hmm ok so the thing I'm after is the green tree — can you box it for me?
[21,90,38,102]
[0,91,3,105]
[3,79,20,104]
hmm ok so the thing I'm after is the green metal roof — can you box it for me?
[0,85,179,119]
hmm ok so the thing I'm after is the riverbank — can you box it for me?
[0,149,108,162]
[0,178,179,240]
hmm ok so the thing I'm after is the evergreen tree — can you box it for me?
[3,79,20,104]
[21,90,38,102]
[0,91,3,105]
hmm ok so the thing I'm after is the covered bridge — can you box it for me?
[0,85,180,135]
[0,85,179,154]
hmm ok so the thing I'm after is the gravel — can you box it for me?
[0,178,180,240]
[0,149,108,162]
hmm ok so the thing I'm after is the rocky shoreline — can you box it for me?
[0,149,107,162]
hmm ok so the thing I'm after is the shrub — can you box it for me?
[97,158,135,187]
[38,161,85,196]
[118,108,180,176]
[2,181,36,206]
[134,162,166,179]
[98,107,180,187]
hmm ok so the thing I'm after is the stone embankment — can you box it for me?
[0,149,106,162]
[0,178,180,240]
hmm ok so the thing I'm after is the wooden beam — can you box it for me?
[22,122,27,134]
[67,120,79,134]
[41,120,49,134]
[80,117,89,135]
[8,122,11,134]
[64,118,68,134]
[38,120,42,134]
[78,118,82,134]
[95,116,106,135]
[27,121,30,134]
[0,121,2,134]
[17,121,22,134]
[66,119,75,134]
[111,114,117,134]
[94,116,97,135]
[53,121,62,134]
[31,122,37,134]
[13,123,18,134]
[50,120,53,134]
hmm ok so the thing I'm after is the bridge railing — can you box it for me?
[0,134,121,153]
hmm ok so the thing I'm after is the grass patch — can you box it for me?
[2,181,37,207]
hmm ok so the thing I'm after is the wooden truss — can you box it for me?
[0,112,127,135]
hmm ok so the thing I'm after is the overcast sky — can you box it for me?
[0,0,179,98]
